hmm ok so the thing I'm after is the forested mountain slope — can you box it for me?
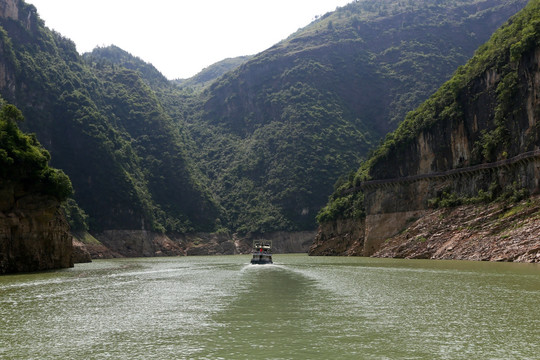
[0,0,220,234]
[312,0,540,261]
[186,0,528,233]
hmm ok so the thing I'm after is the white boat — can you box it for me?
[250,240,273,264]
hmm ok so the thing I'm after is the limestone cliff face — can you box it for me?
[0,1,17,97]
[310,219,364,256]
[0,0,18,20]
[359,47,540,255]
[0,0,35,32]
[369,48,540,183]
[0,183,73,274]
[92,230,243,257]
[263,231,315,254]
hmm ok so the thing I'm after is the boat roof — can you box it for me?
[253,240,272,248]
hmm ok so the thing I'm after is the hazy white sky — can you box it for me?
[25,0,352,79]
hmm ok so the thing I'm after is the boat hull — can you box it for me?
[250,255,273,265]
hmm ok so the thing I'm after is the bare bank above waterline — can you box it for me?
[311,195,540,263]
[74,230,316,260]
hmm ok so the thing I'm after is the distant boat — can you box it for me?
[250,240,273,265]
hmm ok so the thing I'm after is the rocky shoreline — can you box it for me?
[73,230,316,261]
[373,196,540,262]
[311,196,540,263]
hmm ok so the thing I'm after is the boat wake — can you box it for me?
[240,263,288,273]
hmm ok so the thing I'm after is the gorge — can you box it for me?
[1,0,539,270]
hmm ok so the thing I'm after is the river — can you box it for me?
[1,255,539,359]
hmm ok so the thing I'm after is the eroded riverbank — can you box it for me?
[311,196,540,262]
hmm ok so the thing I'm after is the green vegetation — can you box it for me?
[0,101,72,201]
[365,0,540,174]
[316,173,365,223]
[61,198,89,231]
[415,236,428,243]
[500,200,531,219]
[427,181,529,209]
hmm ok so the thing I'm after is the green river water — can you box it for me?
[0,255,539,359]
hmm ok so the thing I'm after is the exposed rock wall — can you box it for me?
[373,195,540,262]
[94,230,246,257]
[71,238,92,263]
[0,0,35,30]
[71,231,118,260]
[0,0,18,20]
[181,231,314,256]
[0,20,16,96]
[0,46,14,94]
[367,48,540,181]
[360,46,540,255]
[0,183,73,274]
[86,230,314,259]
[362,156,540,255]
[310,219,365,256]
[265,231,315,254]
[311,160,540,261]
[96,230,187,257]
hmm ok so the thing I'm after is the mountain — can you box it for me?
[173,56,252,90]
[83,45,171,91]
[312,0,540,262]
[0,0,220,234]
[185,0,528,233]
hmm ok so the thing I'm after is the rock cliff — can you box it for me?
[0,0,17,20]
[0,183,73,274]
[359,44,540,258]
